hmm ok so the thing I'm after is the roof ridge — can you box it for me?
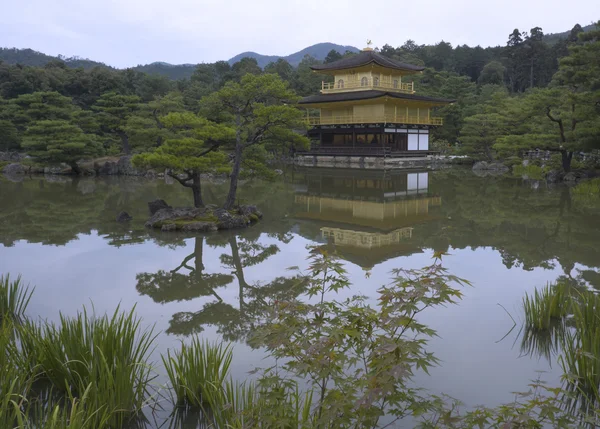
[310,50,424,73]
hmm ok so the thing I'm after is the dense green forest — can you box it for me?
[1,21,599,195]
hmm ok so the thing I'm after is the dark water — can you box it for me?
[1,168,599,425]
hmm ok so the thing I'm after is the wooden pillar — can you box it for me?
[352,130,356,148]
[417,108,420,123]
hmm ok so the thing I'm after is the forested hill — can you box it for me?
[0,48,108,69]
[543,23,595,44]
[227,43,359,68]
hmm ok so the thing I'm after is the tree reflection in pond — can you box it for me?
[136,232,307,341]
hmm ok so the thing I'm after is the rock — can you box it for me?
[545,170,564,183]
[145,170,157,179]
[472,161,508,175]
[96,160,119,175]
[161,223,177,232]
[522,159,529,167]
[2,163,25,176]
[116,211,133,222]
[564,172,578,182]
[44,165,71,175]
[148,199,172,215]
[180,222,218,232]
[146,207,205,228]
[117,156,145,176]
[274,169,284,175]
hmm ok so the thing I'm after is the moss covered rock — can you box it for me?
[145,203,262,232]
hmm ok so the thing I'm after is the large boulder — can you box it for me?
[2,163,25,176]
[148,199,172,215]
[117,156,145,176]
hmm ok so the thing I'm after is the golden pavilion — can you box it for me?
[299,46,453,156]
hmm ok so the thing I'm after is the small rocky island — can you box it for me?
[145,199,262,232]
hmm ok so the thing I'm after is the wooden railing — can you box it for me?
[306,114,443,126]
[322,79,414,94]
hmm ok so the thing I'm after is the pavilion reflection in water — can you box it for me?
[293,169,441,268]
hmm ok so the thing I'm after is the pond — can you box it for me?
[1,167,599,427]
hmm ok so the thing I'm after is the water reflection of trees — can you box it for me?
[136,231,307,342]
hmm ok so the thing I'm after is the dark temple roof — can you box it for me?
[311,50,425,73]
[299,90,454,105]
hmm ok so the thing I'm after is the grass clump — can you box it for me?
[572,178,600,195]
[560,292,600,412]
[18,306,156,427]
[0,274,34,324]
[523,282,570,331]
[163,338,233,407]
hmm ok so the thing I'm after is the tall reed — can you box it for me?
[163,338,233,407]
[18,306,157,427]
[559,291,600,414]
[522,282,570,331]
[0,274,34,324]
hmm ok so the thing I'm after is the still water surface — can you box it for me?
[1,168,599,426]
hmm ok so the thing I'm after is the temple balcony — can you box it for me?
[321,79,415,94]
[306,114,443,126]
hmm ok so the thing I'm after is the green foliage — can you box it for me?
[21,120,103,171]
[513,164,545,179]
[133,112,234,206]
[201,73,309,208]
[92,92,141,154]
[248,249,468,428]
[134,112,233,174]
[0,119,20,151]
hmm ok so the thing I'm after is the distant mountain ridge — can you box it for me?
[227,42,360,68]
[0,43,359,80]
[1,25,594,81]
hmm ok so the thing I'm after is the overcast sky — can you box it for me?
[1,0,598,68]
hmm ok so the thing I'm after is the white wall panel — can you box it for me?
[408,134,419,150]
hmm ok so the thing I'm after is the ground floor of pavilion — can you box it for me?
[302,124,435,157]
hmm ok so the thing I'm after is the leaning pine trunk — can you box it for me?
[191,172,204,208]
